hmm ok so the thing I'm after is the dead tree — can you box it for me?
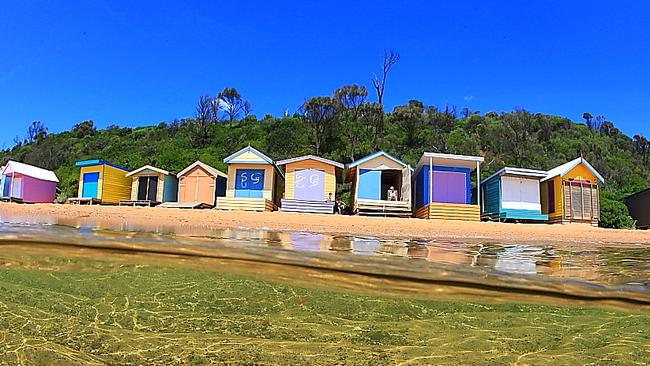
[371,49,400,106]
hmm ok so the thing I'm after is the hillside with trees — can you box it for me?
[2,83,648,229]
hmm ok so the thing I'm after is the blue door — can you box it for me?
[82,172,99,198]
[2,176,10,198]
[358,169,381,200]
[234,169,264,198]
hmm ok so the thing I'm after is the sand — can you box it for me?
[1,203,648,247]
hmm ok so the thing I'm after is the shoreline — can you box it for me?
[1,203,648,247]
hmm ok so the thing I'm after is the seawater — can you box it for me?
[0,216,648,365]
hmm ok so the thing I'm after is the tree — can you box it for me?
[500,109,537,166]
[27,121,48,143]
[633,134,649,164]
[195,95,216,125]
[72,120,96,138]
[300,96,336,155]
[392,100,424,146]
[334,85,368,161]
[582,112,593,129]
[593,115,605,132]
[217,87,248,124]
[371,49,400,106]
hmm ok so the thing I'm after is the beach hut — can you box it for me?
[72,160,131,205]
[540,157,605,226]
[215,146,284,212]
[347,151,413,216]
[624,188,650,229]
[479,167,549,222]
[172,161,227,208]
[121,165,178,206]
[0,161,58,203]
[414,152,483,221]
[276,155,344,214]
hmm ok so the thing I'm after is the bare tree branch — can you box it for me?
[371,49,400,106]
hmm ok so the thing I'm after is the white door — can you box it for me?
[501,176,541,211]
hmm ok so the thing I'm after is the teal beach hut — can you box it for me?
[479,167,548,222]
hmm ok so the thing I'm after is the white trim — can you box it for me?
[481,167,548,185]
[177,161,227,179]
[126,165,170,177]
[2,160,59,183]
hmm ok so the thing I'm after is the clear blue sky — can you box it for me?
[2,0,649,149]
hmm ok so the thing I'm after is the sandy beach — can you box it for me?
[0,203,648,247]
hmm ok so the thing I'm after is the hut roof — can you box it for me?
[348,151,413,171]
[416,152,484,170]
[2,160,59,183]
[224,145,274,165]
[126,165,171,177]
[276,155,344,169]
[481,167,548,185]
[541,157,605,183]
[177,161,227,179]
[625,187,650,201]
[74,159,130,171]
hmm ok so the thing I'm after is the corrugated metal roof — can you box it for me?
[2,161,59,183]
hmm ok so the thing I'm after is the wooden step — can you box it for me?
[216,197,275,212]
[281,199,334,214]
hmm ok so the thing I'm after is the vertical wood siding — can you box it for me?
[100,165,132,204]
[284,160,336,200]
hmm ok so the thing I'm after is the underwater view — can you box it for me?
[0,216,649,365]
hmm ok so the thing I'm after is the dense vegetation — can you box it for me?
[2,85,649,229]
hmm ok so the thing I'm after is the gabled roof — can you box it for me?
[347,151,413,171]
[276,155,344,169]
[541,157,605,184]
[75,159,130,171]
[177,161,227,179]
[224,145,274,165]
[2,160,59,183]
[126,165,170,177]
[481,167,548,185]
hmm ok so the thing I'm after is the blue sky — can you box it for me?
[1,0,649,148]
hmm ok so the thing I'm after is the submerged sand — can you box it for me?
[0,203,648,247]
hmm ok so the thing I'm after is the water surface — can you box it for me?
[0,215,649,365]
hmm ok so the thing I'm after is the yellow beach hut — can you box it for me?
[276,155,344,214]
[540,157,605,226]
[215,146,284,211]
[72,160,131,204]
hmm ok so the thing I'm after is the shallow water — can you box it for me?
[0,215,649,365]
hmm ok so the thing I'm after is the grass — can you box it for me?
[0,247,648,365]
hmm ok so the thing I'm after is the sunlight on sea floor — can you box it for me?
[0,245,649,365]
